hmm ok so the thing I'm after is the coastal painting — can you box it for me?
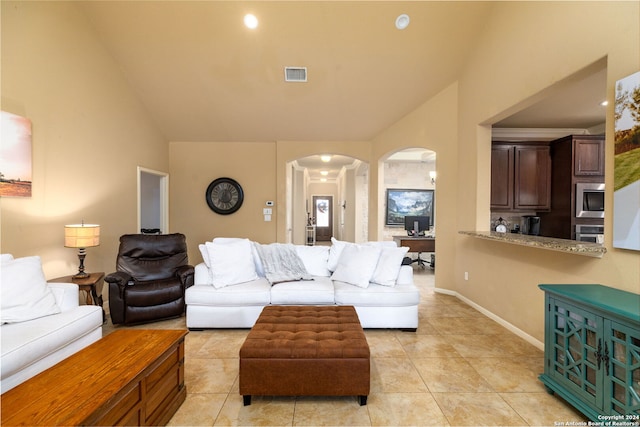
[613,71,640,251]
[0,111,32,197]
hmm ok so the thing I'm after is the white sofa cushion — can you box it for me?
[371,246,409,287]
[295,245,331,277]
[270,276,335,305]
[333,280,420,307]
[198,244,209,266]
[327,237,349,272]
[185,278,271,306]
[331,244,382,288]
[205,239,258,288]
[1,305,102,381]
[1,256,60,324]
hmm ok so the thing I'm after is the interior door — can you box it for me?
[138,167,169,234]
[313,195,333,242]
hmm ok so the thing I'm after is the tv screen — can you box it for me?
[404,215,430,235]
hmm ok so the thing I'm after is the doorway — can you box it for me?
[313,195,333,242]
[137,167,169,234]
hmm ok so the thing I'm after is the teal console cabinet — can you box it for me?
[539,284,640,420]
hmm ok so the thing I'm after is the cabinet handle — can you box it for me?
[595,340,611,375]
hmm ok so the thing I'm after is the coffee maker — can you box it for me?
[520,216,541,236]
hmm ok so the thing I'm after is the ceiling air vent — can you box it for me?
[284,67,307,82]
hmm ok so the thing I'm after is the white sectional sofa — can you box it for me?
[1,255,103,392]
[185,238,420,330]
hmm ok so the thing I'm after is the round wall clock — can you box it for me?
[205,177,244,215]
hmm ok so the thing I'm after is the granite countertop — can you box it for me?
[459,231,607,258]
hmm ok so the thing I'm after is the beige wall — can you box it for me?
[170,140,370,262]
[371,83,460,294]
[453,1,640,343]
[169,141,277,262]
[0,2,168,278]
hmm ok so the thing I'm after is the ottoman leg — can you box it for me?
[243,395,252,406]
[358,395,367,406]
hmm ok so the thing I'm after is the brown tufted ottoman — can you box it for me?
[239,305,370,406]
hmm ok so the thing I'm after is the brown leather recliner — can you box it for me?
[105,233,194,325]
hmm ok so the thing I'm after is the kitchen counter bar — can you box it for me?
[459,231,607,258]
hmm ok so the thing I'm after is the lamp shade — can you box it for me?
[64,224,100,248]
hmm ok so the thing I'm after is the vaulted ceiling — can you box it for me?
[79,1,494,142]
[78,2,606,178]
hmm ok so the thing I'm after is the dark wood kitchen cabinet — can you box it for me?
[574,137,605,176]
[490,145,514,210]
[538,135,605,239]
[491,143,551,211]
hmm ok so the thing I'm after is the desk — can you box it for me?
[393,236,435,268]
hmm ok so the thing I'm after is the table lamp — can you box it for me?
[64,222,100,279]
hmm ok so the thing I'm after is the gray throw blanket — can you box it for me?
[253,243,313,285]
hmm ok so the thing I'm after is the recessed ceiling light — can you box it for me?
[320,155,332,162]
[244,14,258,29]
[395,14,410,30]
[320,178,327,182]
[600,100,608,106]
[320,171,329,176]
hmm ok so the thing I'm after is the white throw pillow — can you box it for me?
[295,245,331,277]
[198,244,210,267]
[211,237,264,277]
[1,253,14,264]
[0,256,61,323]
[371,246,409,287]
[331,244,382,288]
[327,237,350,272]
[205,239,258,288]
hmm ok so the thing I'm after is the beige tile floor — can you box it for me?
[103,267,587,426]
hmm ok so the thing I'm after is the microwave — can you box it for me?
[575,183,605,218]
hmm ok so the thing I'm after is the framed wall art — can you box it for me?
[613,71,640,251]
[385,188,434,226]
[0,111,32,197]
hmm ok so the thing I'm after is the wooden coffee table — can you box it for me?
[1,329,187,426]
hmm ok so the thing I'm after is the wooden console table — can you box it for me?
[1,329,187,426]
[393,236,436,268]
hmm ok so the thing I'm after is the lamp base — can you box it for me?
[74,249,89,280]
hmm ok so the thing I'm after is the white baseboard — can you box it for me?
[434,287,544,351]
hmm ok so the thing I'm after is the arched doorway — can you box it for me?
[380,148,437,240]
[288,154,368,244]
